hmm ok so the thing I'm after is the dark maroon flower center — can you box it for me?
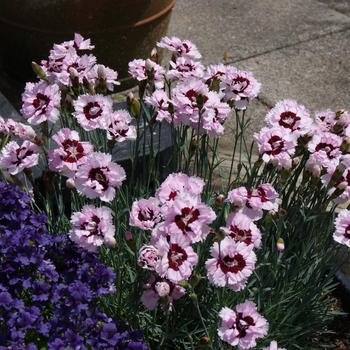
[168,191,177,201]
[279,111,300,130]
[33,93,50,115]
[13,148,34,166]
[168,244,188,271]
[138,208,155,222]
[81,215,100,236]
[175,207,200,233]
[235,313,255,338]
[344,225,350,239]
[218,253,246,274]
[232,77,249,94]
[83,102,102,120]
[267,135,284,155]
[61,139,85,163]
[88,167,109,191]
[315,142,338,159]
[229,225,252,245]
[257,187,268,202]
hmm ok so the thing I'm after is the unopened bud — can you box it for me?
[131,99,141,119]
[277,238,285,252]
[69,67,80,93]
[189,274,202,288]
[66,178,76,189]
[189,293,198,304]
[83,76,95,94]
[197,337,211,348]
[336,109,345,119]
[216,229,226,241]
[278,209,287,218]
[178,280,190,288]
[150,47,159,63]
[96,64,107,94]
[280,167,290,185]
[125,231,136,251]
[104,235,118,250]
[31,61,48,82]
[126,92,134,113]
[214,194,225,209]
[196,91,207,110]
[254,157,264,169]
[265,210,276,224]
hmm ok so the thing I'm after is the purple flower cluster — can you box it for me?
[0,180,147,349]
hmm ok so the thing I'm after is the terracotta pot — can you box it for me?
[0,0,176,90]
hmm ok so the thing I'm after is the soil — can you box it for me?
[311,290,350,349]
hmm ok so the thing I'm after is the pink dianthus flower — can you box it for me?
[99,110,136,142]
[218,301,269,350]
[73,93,113,131]
[48,128,93,177]
[265,99,313,137]
[254,126,297,169]
[205,237,256,291]
[69,205,115,252]
[21,81,61,125]
[0,140,40,175]
[155,235,198,283]
[141,274,186,311]
[333,209,350,248]
[157,36,202,59]
[130,197,161,230]
[75,152,126,202]
[220,212,262,249]
[221,68,261,109]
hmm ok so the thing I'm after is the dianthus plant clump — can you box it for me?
[0,33,348,349]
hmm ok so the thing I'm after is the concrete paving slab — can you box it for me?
[317,0,350,16]
[236,29,350,115]
[167,0,350,66]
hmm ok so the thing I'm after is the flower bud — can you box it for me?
[155,281,170,297]
[197,337,211,348]
[277,238,285,252]
[83,76,95,94]
[126,92,134,112]
[178,280,190,288]
[213,194,225,209]
[189,274,202,288]
[196,90,207,110]
[216,229,226,242]
[278,209,287,218]
[96,64,107,94]
[265,210,276,224]
[125,231,136,251]
[254,157,264,169]
[31,61,48,82]
[335,109,345,119]
[104,235,118,250]
[69,67,80,92]
[65,178,76,189]
[150,47,159,63]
